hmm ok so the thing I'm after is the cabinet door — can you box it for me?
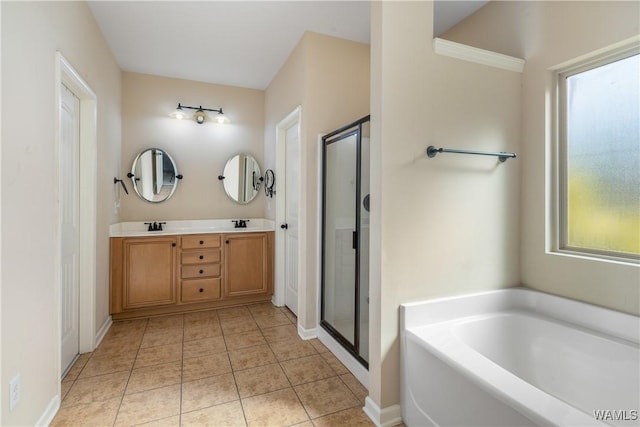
[123,237,177,309]
[225,233,268,297]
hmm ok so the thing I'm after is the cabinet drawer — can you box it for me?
[181,249,221,265]
[181,278,221,303]
[181,263,221,279]
[181,235,221,249]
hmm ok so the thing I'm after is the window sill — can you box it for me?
[547,248,640,267]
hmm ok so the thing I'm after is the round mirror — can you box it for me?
[221,153,262,204]
[129,148,181,203]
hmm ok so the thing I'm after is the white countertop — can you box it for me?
[109,218,275,237]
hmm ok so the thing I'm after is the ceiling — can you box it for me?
[88,1,487,91]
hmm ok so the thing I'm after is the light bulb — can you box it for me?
[170,105,190,120]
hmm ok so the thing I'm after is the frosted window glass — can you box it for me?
[565,54,639,256]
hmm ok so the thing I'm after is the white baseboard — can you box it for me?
[364,397,402,427]
[297,324,317,340]
[94,315,112,350]
[36,394,60,426]
[317,327,369,389]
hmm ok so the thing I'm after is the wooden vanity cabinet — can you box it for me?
[179,234,222,303]
[224,233,269,297]
[110,231,274,319]
[110,236,178,313]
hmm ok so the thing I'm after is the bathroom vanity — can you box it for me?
[109,219,275,319]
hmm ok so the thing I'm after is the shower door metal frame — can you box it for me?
[320,115,370,369]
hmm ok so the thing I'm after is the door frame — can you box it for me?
[274,107,304,322]
[55,52,97,376]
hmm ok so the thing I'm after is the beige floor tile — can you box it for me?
[181,400,246,427]
[294,377,359,418]
[247,302,282,317]
[308,338,330,354]
[184,323,223,341]
[136,415,180,426]
[340,373,368,405]
[184,309,219,324]
[181,373,238,413]
[253,312,291,329]
[224,331,267,351]
[63,354,91,381]
[115,384,181,426]
[290,422,314,427]
[280,355,336,386]
[269,340,317,362]
[93,335,141,358]
[228,344,277,371]
[79,353,135,378]
[62,370,129,407]
[182,352,231,382]
[61,378,74,401]
[126,360,182,394]
[183,335,227,358]
[281,309,297,324]
[320,352,349,375]
[220,317,259,335]
[51,396,121,426]
[106,319,148,340]
[312,407,374,427]
[135,343,182,369]
[217,305,251,320]
[141,327,184,348]
[241,388,309,427]
[146,314,184,330]
[233,363,291,398]
[262,325,301,344]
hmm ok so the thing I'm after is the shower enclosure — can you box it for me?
[320,116,370,367]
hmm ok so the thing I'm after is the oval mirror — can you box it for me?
[221,153,262,204]
[129,148,181,203]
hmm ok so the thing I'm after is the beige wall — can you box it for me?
[264,32,370,329]
[370,1,522,409]
[443,1,640,315]
[1,1,121,424]
[120,72,265,221]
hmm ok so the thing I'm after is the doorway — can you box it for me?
[57,53,98,377]
[60,82,80,374]
[320,116,370,367]
[275,107,302,318]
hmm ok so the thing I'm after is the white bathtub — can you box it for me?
[400,288,640,427]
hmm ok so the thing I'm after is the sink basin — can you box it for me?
[109,218,275,237]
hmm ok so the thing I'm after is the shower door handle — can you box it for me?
[352,231,358,250]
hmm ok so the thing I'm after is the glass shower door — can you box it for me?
[321,116,370,367]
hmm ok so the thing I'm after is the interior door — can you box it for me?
[60,83,80,374]
[284,123,300,315]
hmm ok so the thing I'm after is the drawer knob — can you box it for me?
[199,288,204,293]
[199,269,204,274]
[199,255,204,260]
[172,243,176,247]
[199,240,204,245]
[226,240,229,244]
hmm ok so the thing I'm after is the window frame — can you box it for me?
[554,43,640,263]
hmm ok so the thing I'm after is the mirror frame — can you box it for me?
[129,148,181,203]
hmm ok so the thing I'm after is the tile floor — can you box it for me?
[53,302,374,426]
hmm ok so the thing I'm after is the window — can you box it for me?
[558,49,639,261]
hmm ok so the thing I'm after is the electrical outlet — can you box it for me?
[9,374,21,411]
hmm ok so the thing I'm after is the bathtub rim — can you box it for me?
[400,287,639,344]
[400,287,640,427]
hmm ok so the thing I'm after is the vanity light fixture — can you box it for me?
[170,103,229,124]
